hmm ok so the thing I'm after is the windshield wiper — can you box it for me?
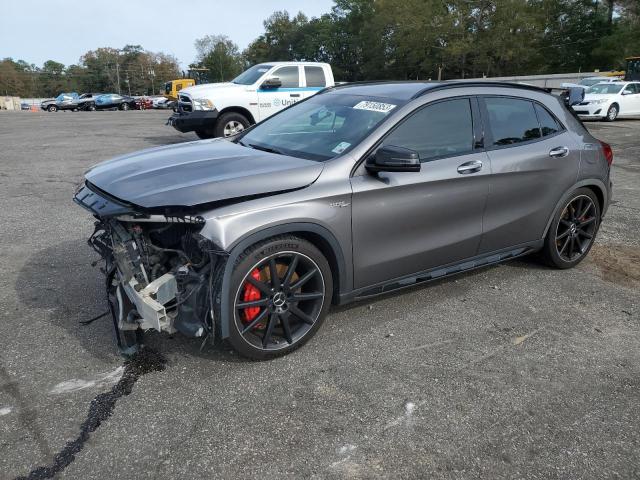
[247,143,285,155]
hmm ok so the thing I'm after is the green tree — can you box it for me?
[194,35,244,81]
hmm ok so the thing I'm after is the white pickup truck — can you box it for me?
[168,61,335,139]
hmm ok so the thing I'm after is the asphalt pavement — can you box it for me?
[0,110,638,479]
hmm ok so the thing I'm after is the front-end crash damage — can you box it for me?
[76,184,227,354]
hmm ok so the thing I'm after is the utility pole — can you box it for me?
[125,73,131,96]
[148,67,155,95]
[116,61,121,94]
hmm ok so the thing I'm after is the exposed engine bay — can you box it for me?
[88,215,225,353]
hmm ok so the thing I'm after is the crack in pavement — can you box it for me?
[14,348,167,480]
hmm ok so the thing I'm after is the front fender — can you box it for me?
[214,222,350,339]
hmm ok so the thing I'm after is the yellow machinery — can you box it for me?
[163,68,210,101]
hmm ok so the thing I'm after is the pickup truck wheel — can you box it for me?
[215,112,250,138]
[225,235,333,360]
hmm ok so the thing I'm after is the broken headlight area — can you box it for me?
[89,217,226,354]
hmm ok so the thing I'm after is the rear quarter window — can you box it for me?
[534,103,563,137]
[305,66,327,87]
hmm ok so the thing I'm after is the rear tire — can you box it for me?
[214,112,250,138]
[223,235,333,360]
[120,102,130,111]
[542,187,600,269]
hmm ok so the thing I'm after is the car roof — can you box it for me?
[257,61,330,67]
[324,80,550,101]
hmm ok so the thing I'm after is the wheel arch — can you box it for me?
[542,179,608,238]
[218,222,350,339]
[217,106,256,125]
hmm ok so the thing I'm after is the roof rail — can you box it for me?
[322,80,424,94]
[411,81,551,99]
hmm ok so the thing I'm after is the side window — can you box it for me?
[485,97,541,146]
[304,66,326,87]
[272,66,300,88]
[534,103,563,137]
[382,98,474,162]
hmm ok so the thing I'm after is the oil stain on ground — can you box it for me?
[583,243,640,290]
[15,348,167,480]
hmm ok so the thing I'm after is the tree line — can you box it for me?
[0,45,180,98]
[2,0,639,98]
[202,0,640,82]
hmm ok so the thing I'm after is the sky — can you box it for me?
[1,0,335,68]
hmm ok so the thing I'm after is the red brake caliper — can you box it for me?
[242,268,262,323]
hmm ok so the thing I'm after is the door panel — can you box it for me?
[351,97,490,289]
[478,96,580,253]
[621,83,640,114]
[351,152,491,288]
[257,66,303,120]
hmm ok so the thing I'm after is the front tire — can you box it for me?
[605,104,618,122]
[543,188,600,269]
[215,112,250,138]
[47,105,57,112]
[224,236,333,360]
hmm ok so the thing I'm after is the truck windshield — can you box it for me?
[237,94,404,161]
[587,83,623,94]
[232,64,273,85]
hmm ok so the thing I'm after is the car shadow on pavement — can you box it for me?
[14,239,247,363]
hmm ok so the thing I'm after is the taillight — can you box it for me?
[600,141,613,166]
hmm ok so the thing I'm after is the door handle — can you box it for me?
[457,160,483,174]
[290,93,301,98]
[549,146,569,158]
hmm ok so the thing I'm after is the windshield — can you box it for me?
[238,94,403,161]
[580,78,607,86]
[587,83,624,94]
[232,64,273,85]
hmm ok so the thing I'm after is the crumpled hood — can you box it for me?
[85,139,324,209]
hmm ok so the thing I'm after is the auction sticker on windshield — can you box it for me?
[353,101,397,113]
[332,142,351,154]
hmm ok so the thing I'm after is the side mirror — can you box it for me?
[366,145,421,174]
[566,86,585,106]
[621,90,632,95]
[261,77,282,89]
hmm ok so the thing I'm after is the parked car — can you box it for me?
[169,61,335,138]
[94,93,138,111]
[561,76,621,90]
[40,93,79,112]
[135,96,154,110]
[75,81,612,359]
[21,102,31,111]
[151,96,171,109]
[571,81,640,121]
[75,93,100,111]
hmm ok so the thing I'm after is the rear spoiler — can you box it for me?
[543,86,585,107]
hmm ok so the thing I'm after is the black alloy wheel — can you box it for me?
[555,195,598,262]
[226,236,332,359]
[543,188,600,268]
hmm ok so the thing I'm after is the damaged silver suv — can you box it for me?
[75,81,613,359]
